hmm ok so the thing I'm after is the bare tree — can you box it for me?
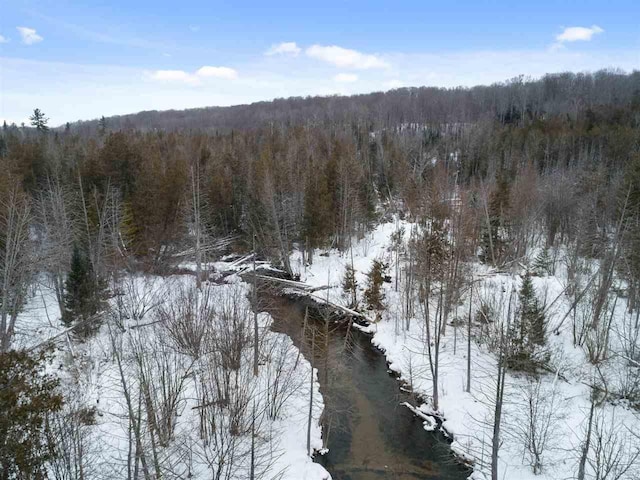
[510,374,565,474]
[36,177,80,315]
[46,398,99,480]
[159,282,214,359]
[491,289,514,480]
[586,408,640,480]
[190,162,204,289]
[0,182,33,352]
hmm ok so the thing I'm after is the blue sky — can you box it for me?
[1,0,639,125]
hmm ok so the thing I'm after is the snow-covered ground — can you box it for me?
[289,219,640,480]
[14,218,640,480]
[14,267,331,480]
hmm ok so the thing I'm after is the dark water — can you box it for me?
[265,294,471,480]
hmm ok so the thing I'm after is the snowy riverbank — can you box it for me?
[14,268,331,480]
[289,218,640,480]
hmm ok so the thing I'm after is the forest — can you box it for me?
[2,69,640,480]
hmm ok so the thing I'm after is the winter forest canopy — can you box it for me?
[2,69,640,480]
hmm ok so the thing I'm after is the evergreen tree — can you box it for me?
[302,165,334,250]
[29,108,49,132]
[519,272,546,347]
[0,349,63,478]
[98,116,107,136]
[532,248,553,276]
[63,245,106,337]
[364,260,388,319]
[507,272,547,370]
[341,264,358,310]
[482,170,511,264]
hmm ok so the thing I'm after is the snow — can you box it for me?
[13,215,640,480]
[288,218,640,480]
[14,267,331,480]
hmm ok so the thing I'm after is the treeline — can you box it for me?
[39,69,640,134]
[1,70,640,345]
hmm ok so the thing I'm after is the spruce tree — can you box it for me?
[63,245,106,337]
[482,170,511,264]
[302,165,335,250]
[532,248,552,276]
[98,116,107,137]
[341,264,358,310]
[507,272,547,371]
[364,260,388,319]
[519,272,546,347]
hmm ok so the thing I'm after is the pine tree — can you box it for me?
[364,260,388,319]
[63,245,106,337]
[482,170,511,264]
[29,108,49,132]
[519,272,546,347]
[302,164,335,250]
[341,264,358,310]
[532,248,552,276]
[507,272,547,370]
[98,116,107,137]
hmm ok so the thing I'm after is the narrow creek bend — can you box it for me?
[261,290,472,480]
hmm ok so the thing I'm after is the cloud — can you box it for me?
[16,26,43,45]
[150,66,238,85]
[0,35,8,43]
[189,25,200,32]
[265,42,301,56]
[306,44,390,69]
[556,25,604,42]
[334,73,358,83]
[150,69,201,85]
[196,66,238,79]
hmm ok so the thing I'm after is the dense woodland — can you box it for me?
[3,71,640,279]
[2,69,640,479]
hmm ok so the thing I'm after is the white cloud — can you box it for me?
[149,66,238,85]
[334,73,358,83]
[16,27,43,45]
[189,25,200,32]
[556,25,604,42]
[196,66,238,79]
[0,35,9,44]
[265,42,301,56]
[306,44,390,69]
[150,69,201,85]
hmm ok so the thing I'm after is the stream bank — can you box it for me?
[259,286,472,480]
